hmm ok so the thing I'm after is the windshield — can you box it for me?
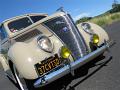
[8,17,32,33]
[8,15,47,33]
[30,16,46,23]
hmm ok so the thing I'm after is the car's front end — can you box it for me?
[34,40,113,88]
[32,12,114,88]
[5,11,114,88]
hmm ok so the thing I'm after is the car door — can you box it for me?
[0,25,9,56]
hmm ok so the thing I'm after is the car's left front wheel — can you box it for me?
[12,64,34,90]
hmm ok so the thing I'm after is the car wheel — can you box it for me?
[13,65,31,90]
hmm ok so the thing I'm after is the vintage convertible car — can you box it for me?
[0,10,114,90]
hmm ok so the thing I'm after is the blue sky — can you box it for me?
[0,0,120,22]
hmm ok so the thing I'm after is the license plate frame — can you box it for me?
[35,54,61,76]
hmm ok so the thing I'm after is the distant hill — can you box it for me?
[76,3,120,25]
[75,17,93,24]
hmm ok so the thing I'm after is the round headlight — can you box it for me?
[37,36,53,53]
[92,34,99,45]
[81,23,93,35]
[60,46,71,59]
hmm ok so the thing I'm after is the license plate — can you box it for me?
[35,54,61,76]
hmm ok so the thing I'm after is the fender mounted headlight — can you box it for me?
[60,46,71,59]
[81,23,93,35]
[37,35,53,53]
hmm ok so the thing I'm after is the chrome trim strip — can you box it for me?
[66,13,88,57]
[5,70,17,83]
[34,42,110,88]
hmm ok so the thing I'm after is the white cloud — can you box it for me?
[74,8,81,12]
[73,13,90,21]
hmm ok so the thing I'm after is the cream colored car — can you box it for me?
[0,11,114,90]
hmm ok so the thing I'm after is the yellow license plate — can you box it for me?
[35,54,61,76]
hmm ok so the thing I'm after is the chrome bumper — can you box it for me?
[34,40,114,88]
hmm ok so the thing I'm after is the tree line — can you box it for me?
[76,2,120,24]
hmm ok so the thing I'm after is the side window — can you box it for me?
[0,26,7,40]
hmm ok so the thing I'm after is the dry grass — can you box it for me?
[90,12,120,27]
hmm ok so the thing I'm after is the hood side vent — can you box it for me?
[15,29,42,42]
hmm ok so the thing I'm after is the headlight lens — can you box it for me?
[37,36,53,53]
[60,46,71,59]
[92,34,99,44]
[81,23,93,34]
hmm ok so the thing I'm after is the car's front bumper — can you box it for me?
[34,40,114,88]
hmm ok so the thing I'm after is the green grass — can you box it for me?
[89,12,120,27]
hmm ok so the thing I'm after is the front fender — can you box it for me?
[8,42,38,79]
[77,22,109,51]
[88,22,109,43]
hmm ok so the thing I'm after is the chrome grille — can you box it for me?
[43,16,88,60]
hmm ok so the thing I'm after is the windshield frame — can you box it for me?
[7,15,47,34]
[8,17,33,33]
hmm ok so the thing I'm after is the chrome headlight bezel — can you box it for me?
[37,35,53,53]
[81,23,94,35]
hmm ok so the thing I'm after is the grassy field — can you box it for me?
[89,12,120,27]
